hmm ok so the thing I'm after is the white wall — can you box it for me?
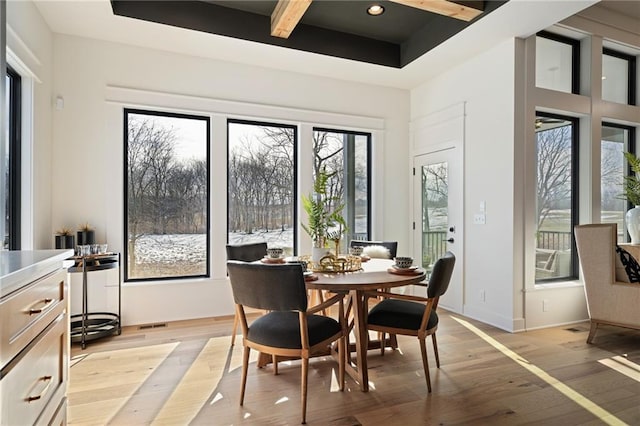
[411,39,522,331]
[7,0,54,249]
[49,34,410,325]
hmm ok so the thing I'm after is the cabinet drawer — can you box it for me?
[1,314,68,426]
[0,269,67,367]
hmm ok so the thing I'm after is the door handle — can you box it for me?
[444,238,454,243]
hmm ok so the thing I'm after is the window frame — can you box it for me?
[602,48,637,106]
[6,66,21,250]
[536,31,581,95]
[123,107,211,282]
[535,111,580,283]
[313,127,372,243]
[226,118,299,254]
[603,122,637,235]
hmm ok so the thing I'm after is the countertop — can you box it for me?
[0,250,74,298]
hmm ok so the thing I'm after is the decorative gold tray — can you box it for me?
[300,254,362,273]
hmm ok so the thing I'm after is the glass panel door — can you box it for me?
[421,161,448,270]
[414,148,462,313]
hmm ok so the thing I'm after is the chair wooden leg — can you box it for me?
[301,357,309,424]
[231,312,239,346]
[431,333,440,368]
[339,336,345,391]
[380,333,386,356]
[317,290,327,316]
[419,337,432,393]
[240,346,250,405]
[273,354,279,375]
[389,333,398,349]
[587,320,599,344]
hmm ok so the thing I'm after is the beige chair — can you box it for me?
[574,224,640,343]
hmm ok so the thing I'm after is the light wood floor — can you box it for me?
[68,311,640,425]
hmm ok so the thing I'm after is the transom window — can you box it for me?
[124,109,210,281]
[602,48,636,105]
[535,31,580,94]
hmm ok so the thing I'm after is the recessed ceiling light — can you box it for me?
[367,4,385,16]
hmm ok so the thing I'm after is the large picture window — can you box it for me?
[227,120,297,254]
[313,128,370,248]
[124,109,210,281]
[4,67,21,250]
[534,113,578,282]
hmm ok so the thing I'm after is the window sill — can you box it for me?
[528,280,583,291]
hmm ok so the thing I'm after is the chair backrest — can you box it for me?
[427,251,456,299]
[574,224,616,321]
[226,242,268,262]
[227,260,308,312]
[350,240,398,259]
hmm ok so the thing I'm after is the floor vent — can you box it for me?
[139,323,168,330]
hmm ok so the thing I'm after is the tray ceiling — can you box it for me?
[110,0,508,68]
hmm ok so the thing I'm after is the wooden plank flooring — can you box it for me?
[68,312,640,425]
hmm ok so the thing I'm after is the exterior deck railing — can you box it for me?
[354,230,574,264]
[423,231,447,265]
[537,230,572,251]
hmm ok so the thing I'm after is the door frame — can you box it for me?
[410,103,465,313]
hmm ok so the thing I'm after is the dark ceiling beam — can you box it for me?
[390,0,483,21]
[271,0,313,39]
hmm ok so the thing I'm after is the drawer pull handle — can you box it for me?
[28,298,53,315]
[26,375,53,402]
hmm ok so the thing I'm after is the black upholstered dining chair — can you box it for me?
[227,260,346,424]
[226,242,268,345]
[349,240,398,259]
[364,251,455,392]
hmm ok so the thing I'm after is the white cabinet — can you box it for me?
[0,250,71,425]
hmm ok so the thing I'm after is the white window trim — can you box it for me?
[105,85,385,284]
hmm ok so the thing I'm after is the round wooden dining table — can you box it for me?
[305,258,427,392]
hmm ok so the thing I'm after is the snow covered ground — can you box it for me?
[133,229,295,267]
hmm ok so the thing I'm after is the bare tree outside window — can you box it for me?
[422,162,448,265]
[125,110,209,281]
[226,124,370,255]
[313,129,370,247]
[601,125,632,242]
[535,118,574,281]
[227,121,296,253]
